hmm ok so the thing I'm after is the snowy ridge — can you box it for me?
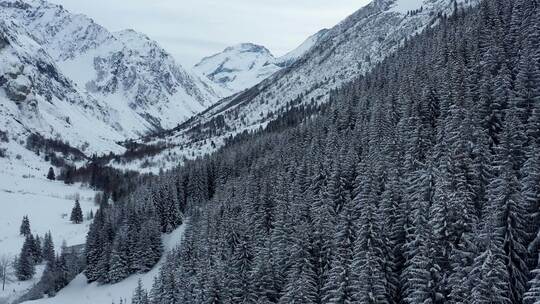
[275,29,329,67]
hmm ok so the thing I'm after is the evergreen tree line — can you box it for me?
[121,0,540,303]
[83,138,229,285]
[83,175,191,284]
[15,231,54,281]
[17,240,86,302]
[14,206,90,302]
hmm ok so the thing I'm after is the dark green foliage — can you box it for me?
[47,167,55,180]
[16,235,36,281]
[42,232,55,264]
[70,200,83,224]
[19,215,30,236]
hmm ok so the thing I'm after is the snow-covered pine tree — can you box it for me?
[352,169,391,303]
[16,235,35,281]
[322,197,358,304]
[488,109,529,304]
[42,231,55,264]
[279,220,318,304]
[133,218,162,273]
[401,163,444,304]
[19,215,30,236]
[470,210,511,304]
[47,167,55,180]
[227,237,256,304]
[108,227,130,283]
[251,239,280,303]
[70,200,84,224]
[522,141,540,268]
[132,279,149,304]
[32,234,42,264]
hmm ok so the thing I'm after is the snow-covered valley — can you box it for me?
[0,153,97,304]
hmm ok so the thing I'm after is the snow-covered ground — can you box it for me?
[27,225,186,304]
[0,148,97,304]
[0,265,45,304]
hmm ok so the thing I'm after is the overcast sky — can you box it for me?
[49,0,370,67]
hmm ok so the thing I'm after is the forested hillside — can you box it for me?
[85,0,540,303]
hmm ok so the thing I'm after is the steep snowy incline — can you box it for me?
[26,225,187,304]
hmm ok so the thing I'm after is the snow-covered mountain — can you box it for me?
[193,29,328,95]
[119,0,477,171]
[0,17,126,156]
[194,43,281,96]
[0,0,222,158]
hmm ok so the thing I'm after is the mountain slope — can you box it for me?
[275,29,329,67]
[0,18,126,156]
[0,0,222,154]
[118,0,477,171]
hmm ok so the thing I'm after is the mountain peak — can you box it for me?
[194,31,327,95]
[224,43,272,55]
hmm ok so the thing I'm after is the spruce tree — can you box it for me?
[470,212,512,304]
[70,200,84,224]
[525,244,540,304]
[402,164,443,304]
[132,279,149,304]
[16,235,35,281]
[228,238,256,304]
[352,171,391,304]
[47,167,56,180]
[32,234,43,264]
[42,232,55,264]
[108,229,130,283]
[322,198,358,304]
[19,215,30,236]
[488,110,529,304]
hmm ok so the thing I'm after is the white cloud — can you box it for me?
[50,0,370,67]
